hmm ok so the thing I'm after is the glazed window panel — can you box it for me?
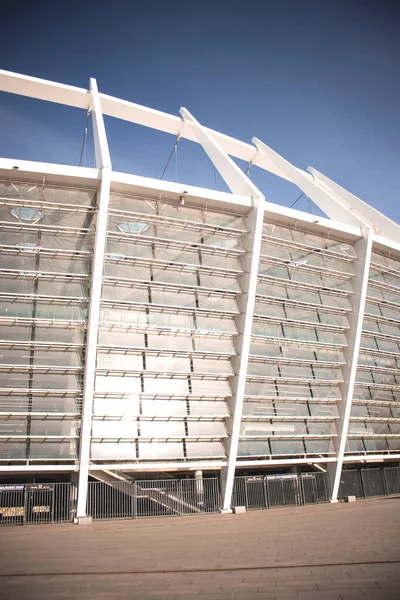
[104,263,151,281]
[201,253,242,271]
[260,241,292,259]
[282,325,318,342]
[259,264,289,280]
[144,378,189,394]
[197,295,238,312]
[139,442,184,459]
[238,440,269,456]
[0,277,34,294]
[149,311,193,329]
[95,375,141,394]
[33,350,83,368]
[93,397,140,417]
[151,290,196,308]
[34,327,86,344]
[254,302,286,318]
[304,439,335,453]
[185,441,226,457]
[31,373,81,391]
[0,442,27,459]
[252,321,282,337]
[0,418,27,435]
[276,383,312,398]
[274,403,309,417]
[147,333,192,351]
[187,421,226,436]
[145,355,191,373]
[202,233,244,251]
[91,442,137,459]
[102,285,148,303]
[279,365,313,379]
[97,353,143,371]
[153,268,197,287]
[189,400,230,416]
[140,420,185,437]
[256,281,287,299]
[345,438,365,453]
[193,337,235,353]
[190,379,231,395]
[363,438,389,452]
[309,403,338,417]
[307,421,336,435]
[242,401,275,416]
[247,362,279,377]
[285,306,320,323]
[153,246,200,265]
[387,438,400,450]
[263,223,293,241]
[30,419,77,437]
[270,440,305,455]
[109,242,153,259]
[156,225,201,244]
[29,442,77,459]
[192,358,233,375]
[100,308,147,326]
[0,301,32,319]
[30,397,81,413]
[200,274,240,292]
[35,303,87,321]
[196,315,237,333]
[319,294,352,310]
[244,381,276,396]
[249,342,280,357]
[37,257,91,275]
[0,254,36,270]
[38,280,89,298]
[141,399,187,416]
[98,329,145,347]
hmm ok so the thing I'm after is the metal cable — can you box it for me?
[289,192,304,209]
[160,135,181,180]
[78,110,91,167]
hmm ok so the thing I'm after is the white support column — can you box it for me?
[328,229,374,502]
[76,79,112,521]
[180,108,265,511]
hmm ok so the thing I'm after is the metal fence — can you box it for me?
[1,466,399,526]
[0,483,71,526]
[87,477,221,520]
[232,472,330,510]
[338,467,400,499]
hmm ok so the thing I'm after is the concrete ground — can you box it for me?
[0,497,399,600]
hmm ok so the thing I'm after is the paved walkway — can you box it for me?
[0,497,399,599]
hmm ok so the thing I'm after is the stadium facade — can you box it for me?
[0,69,399,519]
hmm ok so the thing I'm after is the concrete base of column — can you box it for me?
[74,516,93,525]
[220,508,232,514]
[330,498,339,504]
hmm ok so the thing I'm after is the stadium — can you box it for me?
[0,69,399,522]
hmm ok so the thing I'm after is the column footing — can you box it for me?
[220,508,233,514]
[74,516,93,525]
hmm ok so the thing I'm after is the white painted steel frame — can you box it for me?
[76,79,111,518]
[0,69,399,511]
[327,230,374,501]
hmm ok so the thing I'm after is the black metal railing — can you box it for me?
[1,466,399,526]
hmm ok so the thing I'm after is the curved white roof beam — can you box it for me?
[180,107,263,198]
[1,68,399,241]
[308,167,400,241]
[252,137,370,231]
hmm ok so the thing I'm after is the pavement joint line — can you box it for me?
[1,559,400,578]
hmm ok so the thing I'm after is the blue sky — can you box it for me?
[0,0,399,222]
